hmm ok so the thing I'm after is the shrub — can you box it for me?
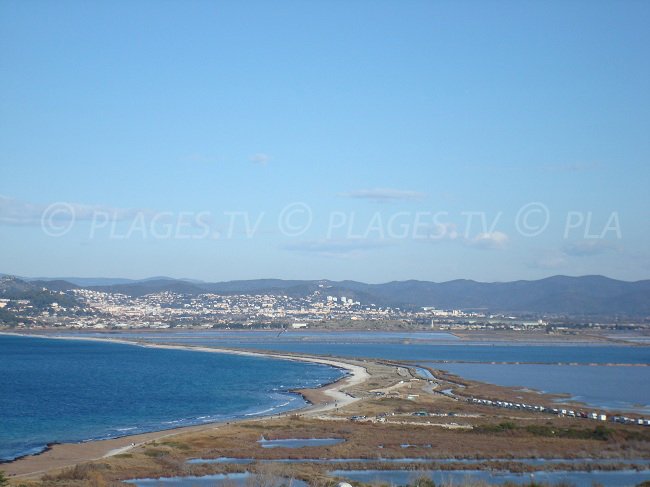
[410,476,436,487]
[143,448,167,458]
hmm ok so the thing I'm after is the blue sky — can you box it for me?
[1,0,648,283]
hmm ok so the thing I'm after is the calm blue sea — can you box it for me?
[0,334,344,462]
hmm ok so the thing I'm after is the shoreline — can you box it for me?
[3,332,648,483]
[0,332,369,478]
[3,330,648,480]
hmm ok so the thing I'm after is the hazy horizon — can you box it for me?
[4,271,647,286]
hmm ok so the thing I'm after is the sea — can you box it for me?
[0,334,344,462]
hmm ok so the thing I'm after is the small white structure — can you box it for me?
[291,322,307,329]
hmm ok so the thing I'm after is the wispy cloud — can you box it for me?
[283,238,390,258]
[250,153,271,165]
[0,195,45,225]
[0,195,149,226]
[340,188,426,203]
[417,225,508,251]
[429,222,459,241]
[562,239,620,257]
[528,239,621,269]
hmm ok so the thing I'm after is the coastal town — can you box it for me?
[58,287,498,329]
[0,275,544,330]
[3,276,642,334]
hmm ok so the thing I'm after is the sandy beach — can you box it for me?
[1,333,369,479]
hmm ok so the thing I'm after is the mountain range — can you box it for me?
[4,274,649,317]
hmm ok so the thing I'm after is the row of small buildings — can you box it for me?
[467,397,650,426]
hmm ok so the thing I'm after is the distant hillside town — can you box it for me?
[0,275,647,332]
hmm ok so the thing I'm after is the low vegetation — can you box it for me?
[40,463,112,486]
[471,421,650,443]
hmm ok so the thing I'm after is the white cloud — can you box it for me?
[466,231,509,250]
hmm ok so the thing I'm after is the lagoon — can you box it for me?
[330,468,650,486]
[88,330,650,364]
[433,362,650,413]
